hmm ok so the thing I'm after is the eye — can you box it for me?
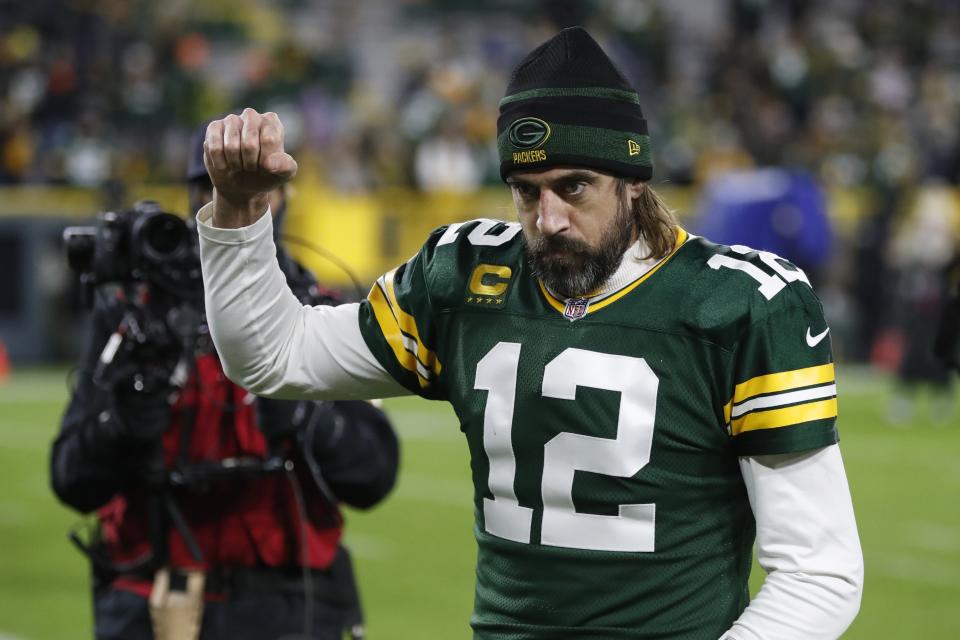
[561,181,586,197]
[512,183,538,201]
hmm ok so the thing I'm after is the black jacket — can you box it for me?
[51,243,399,516]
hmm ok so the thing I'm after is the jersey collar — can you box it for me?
[538,227,689,318]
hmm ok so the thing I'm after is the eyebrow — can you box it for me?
[506,171,600,189]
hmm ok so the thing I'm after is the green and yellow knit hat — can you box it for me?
[497,26,652,181]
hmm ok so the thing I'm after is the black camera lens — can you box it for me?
[134,212,189,264]
[65,201,202,305]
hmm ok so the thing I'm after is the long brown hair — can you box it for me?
[616,179,678,261]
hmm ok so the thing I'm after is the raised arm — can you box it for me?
[197,109,408,400]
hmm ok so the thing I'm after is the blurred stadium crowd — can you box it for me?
[3,0,959,190]
[1,0,958,385]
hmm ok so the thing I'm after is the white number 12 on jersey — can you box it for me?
[475,342,658,552]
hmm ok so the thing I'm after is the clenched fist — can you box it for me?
[203,108,299,228]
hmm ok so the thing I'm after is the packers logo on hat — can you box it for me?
[507,117,551,149]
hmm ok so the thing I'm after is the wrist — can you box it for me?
[211,190,270,229]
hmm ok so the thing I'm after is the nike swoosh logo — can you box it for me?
[806,327,830,347]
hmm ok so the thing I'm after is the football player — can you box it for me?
[196,27,863,640]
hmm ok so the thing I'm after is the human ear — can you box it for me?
[627,179,646,200]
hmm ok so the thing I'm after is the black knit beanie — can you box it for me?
[496,26,652,181]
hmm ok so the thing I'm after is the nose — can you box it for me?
[536,190,571,236]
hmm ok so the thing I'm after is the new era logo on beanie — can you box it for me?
[496,26,652,181]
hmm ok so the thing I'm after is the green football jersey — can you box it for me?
[357,218,839,639]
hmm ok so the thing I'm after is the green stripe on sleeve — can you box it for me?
[498,123,651,167]
[499,87,641,106]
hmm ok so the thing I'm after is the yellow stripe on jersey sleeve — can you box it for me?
[731,398,838,435]
[366,271,441,388]
[732,363,835,405]
[367,284,430,387]
[382,270,442,378]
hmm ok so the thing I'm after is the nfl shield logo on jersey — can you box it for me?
[563,297,589,321]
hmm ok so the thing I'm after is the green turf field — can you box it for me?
[0,366,958,639]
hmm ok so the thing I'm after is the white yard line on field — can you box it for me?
[871,553,960,587]
[393,416,462,441]
[394,472,472,508]
[342,532,393,560]
[902,521,960,556]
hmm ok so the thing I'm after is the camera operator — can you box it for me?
[50,126,400,640]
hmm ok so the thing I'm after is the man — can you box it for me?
[51,126,399,640]
[933,254,960,371]
[196,28,863,639]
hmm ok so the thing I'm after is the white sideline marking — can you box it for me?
[394,472,472,508]
[394,417,461,441]
[342,533,392,560]
[0,388,70,404]
[0,502,28,525]
[903,522,960,555]
[872,554,960,587]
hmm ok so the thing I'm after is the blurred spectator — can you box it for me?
[693,168,834,283]
[4,0,960,370]
[2,1,958,190]
[883,182,958,424]
[414,114,484,193]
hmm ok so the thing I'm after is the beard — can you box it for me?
[524,200,636,299]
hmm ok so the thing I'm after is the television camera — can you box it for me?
[61,201,296,573]
[62,201,204,394]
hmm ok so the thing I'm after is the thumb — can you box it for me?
[263,152,298,180]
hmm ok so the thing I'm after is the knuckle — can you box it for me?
[205,122,222,141]
[264,112,283,130]
[260,129,280,146]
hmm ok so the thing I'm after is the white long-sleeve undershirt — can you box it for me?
[197,204,407,400]
[197,203,863,638]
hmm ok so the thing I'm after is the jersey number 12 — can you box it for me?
[476,342,658,553]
